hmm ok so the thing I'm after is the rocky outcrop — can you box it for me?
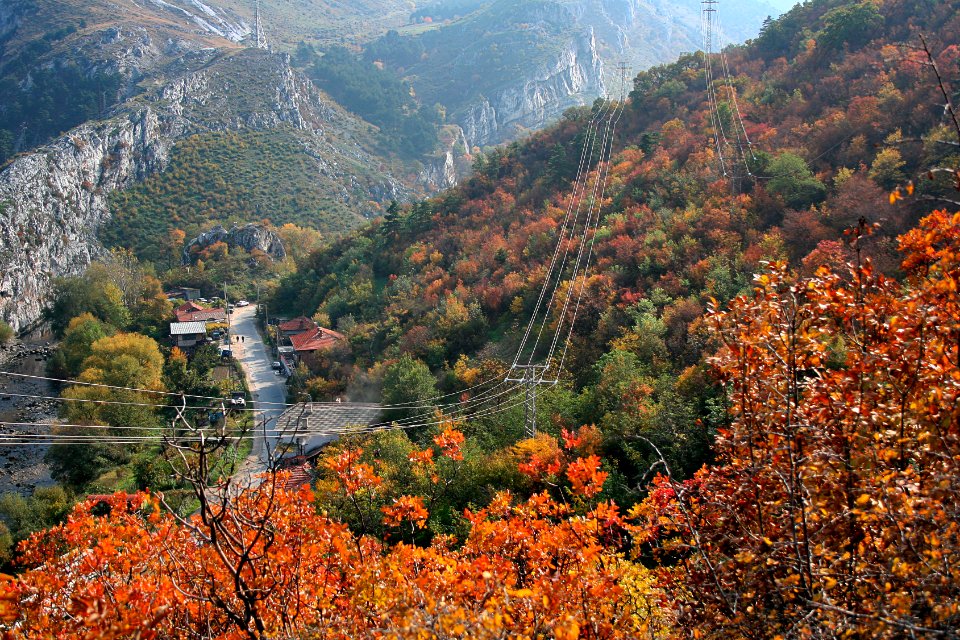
[418,151,459,192]
[0,48,408,333]
[0,108,181,332]
[183,224,286,264]
[145,0,250,43]
[455,27,605,148]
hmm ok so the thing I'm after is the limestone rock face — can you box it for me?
[0,108,180,332]
[418,150,459,192]
[456,28,605,148]
[0,49,404,333]
[183,224,286,264]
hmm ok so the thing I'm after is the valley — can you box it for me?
[3,0,960,637]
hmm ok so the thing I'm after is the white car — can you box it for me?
[236,300,250,307]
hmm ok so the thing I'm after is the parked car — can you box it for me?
[210,330,223,339]
[220,348,232,359]
[236,300,250,307]
[271,361,281,370]
[198,297,209,303]
[230,391,246,407]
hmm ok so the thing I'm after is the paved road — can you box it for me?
[230,305,287,477]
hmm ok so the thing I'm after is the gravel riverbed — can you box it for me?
[0,332,59,496]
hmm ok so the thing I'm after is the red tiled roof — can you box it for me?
[279,316,316,333]
[176,308,227,323]
[176,301,204,314]
[280,464,313,490]
[290,327,344,353]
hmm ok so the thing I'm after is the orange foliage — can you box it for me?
[3,482,646,639]
[633,211,960,637]
[323,447,382,495]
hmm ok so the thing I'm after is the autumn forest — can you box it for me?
[3,0,960,637]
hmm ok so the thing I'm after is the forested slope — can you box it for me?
[275,0,959,475]
[4,1,960,638]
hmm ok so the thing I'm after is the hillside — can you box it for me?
[0,47,412,332]
[0,0,417,159]
[274,0,960,483]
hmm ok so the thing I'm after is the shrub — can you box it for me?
[0,320,13,344]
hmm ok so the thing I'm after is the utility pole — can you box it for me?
[506,364,551,439]
[616,61,630,102]
[223,281,232,386]
[702,0,718,57]
[223,282,230,334]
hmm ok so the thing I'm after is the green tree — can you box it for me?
[0,521,12,566]
[50,313,114,377]
[132,452,175,491]
[49,269,130,334]
[766,152,827,209]
[48,332,165,488]
[0,320,12,344]
[381,355,438,423]
[818,2,884,51]
[868,147,907,189]
[0,486,74,550]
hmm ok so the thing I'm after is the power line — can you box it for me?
[556,100,627,375]
[0,369,510,412]
[0,392,530,446]
[512,100,614,368]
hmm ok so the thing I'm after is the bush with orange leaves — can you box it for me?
[0,427,660,639]
[632,212,960,638]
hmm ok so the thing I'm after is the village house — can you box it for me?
[279,317,344,369]
[165,287,201,301]
[175,301,228,324]
[278,316,317,338]
[170,321,208,349]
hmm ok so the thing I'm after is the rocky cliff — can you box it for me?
[183,224,287,264]
[0,48,407,332]
[0,108,180,332]
[456,27,605,148]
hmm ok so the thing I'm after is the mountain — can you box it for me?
[0,0,440,332]
[366,0,785,148]
[0,0,828,332]
[0,46,412,332]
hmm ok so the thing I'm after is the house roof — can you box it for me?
[170,321,208,336]
[279,316,316,333]
[289,327,344,353]
[176,308,227,323]
[279,463,313,490]
[176,301,205,314]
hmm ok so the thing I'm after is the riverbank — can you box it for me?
[0,333,59,495]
